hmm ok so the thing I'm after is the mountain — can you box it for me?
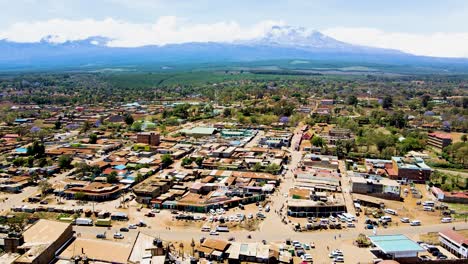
[1,25,468,73]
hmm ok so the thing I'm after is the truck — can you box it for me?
[95,218,112,227]
[74,218,93,226]
[58,217,74,223]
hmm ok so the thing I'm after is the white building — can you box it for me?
[439,229,468,259]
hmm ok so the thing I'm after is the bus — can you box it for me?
[342,213,356,222]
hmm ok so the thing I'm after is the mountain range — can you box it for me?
[1,25,468,73]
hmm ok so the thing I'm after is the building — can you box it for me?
[368,234,425,259]
[62,182,126,201]
[431,187,468,204]
[388,157,432,183]
[439,229,468,259]
[427,132,452,150]
[180,127,217,137]
[137,132,160,146]
[13,220,73,264]
[350,175,401,200]
[132,176,172,204]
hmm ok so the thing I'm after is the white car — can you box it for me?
[113,233,124,239]
[346,222,355,228]
[400,217,410,223]
[247,213,253,219]
[410,220,421,226]
[334,256,345,262]
[441,217,452,223]
[128,224,137,229]
[301,254,313,262]
[209,231,219,236]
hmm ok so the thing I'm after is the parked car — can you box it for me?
[113,233,124,239]
[400,217,410,223]
[209,231,219,236]
[424,206,435,212]
[301,254,313,262]
[96,233,106,239]
[128,224,137,229]
[334,256,345,262]
[410,220,421,226]
[119,227,129,232]
[441,217,452,223]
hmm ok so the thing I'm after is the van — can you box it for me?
[380,216,392,223]
[75,218,93,226]
[410,220,421,226]
[424,206,434,212]
[423,201,435,207]
[384,209,398,215]
[441,217,452,223]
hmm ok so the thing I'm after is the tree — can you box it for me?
[135,173,144,183]
[161,154,173,168]
[265,163,280,174]
[38,180,52,195]
[252,162,263,172]
[107,171,118,183]
[27,141,45,158]
[131,121,143,132]
[58,155,73,169]
[342,140,356,154]
[421,94,431,108]
[195,157,204,167]
[74,191,86,201]
[54,120,62,130]
[223,108,232,117]
[311,136,324,147]
[81,121,92,133]
[89,133,98,144]
[181,158,192,167]
[382,96,393,109]
[124,113,134,125]
[347,95,358,106]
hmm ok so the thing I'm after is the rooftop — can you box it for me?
[439,229,468,245]
[368,235,424,253]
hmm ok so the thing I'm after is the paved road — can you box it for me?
[245,130,264,148]
[339,163,356,216]
[74,221,468,244]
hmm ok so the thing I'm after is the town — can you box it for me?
[0,73,466,264]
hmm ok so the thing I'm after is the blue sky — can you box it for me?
[1,0,468,57]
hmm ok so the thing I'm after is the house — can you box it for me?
[350,175,401,200]
[62,182,126,201]
[136,132,160,146]
[197,239,230,260]
[9,220,73,264]
[388,157,432,183]
[180,127,217,137]
[439,229,468,259]
[427,132,452,150]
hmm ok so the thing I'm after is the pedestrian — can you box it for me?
[334,235,336,240]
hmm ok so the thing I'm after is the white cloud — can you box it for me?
[0,17,284,47]
[2,17,468,58]
[323,27,468,58]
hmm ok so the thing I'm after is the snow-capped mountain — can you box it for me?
[0,25,467,71]
[247,26,349,48]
